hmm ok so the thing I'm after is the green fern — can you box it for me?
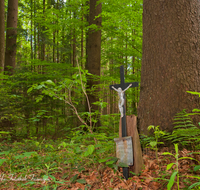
[165,109,200,150]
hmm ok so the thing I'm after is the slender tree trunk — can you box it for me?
[81,4,84,68]
[86,0,102,128]
[33,0,37,72]
[30,0,33,72]
[138,0,200,134]
[0,0,5,72]
[4,0,18,75]
[56,0,59,63]
[72,27,76,67]
[132,56,137,114]
[53,29,56,62]
[41,0,45,62]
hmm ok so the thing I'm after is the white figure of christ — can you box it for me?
[111,83,132,118]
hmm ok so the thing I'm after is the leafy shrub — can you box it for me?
[164,109,200,150]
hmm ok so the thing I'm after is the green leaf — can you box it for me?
[187,175,200,180]
[45,80,55,86]
[0,159,7,166]
[194,165,200,172]
[192,108,200,112]
[14,154,25,159]
[24,151,37,157]
[77,167,85,173]
[74,147,82,154]
[118,162,129,167]
[87,145,95,155]
[99,157,118,163]
[150,141,157,147]
[49,174,56,181]
[188,182,200,189]
[23,181,36,186]
[147,125,154,130]
[166,163,175,170]
[178,157,198,163]
[167,171,178,190]
[98,158,109,163]
[35,84,45,90]
[174,144,178,154]
[43,175,49,181]
[27,86,34,93]
[106,160,115,165]
[0,131,10,134]
[162,152,174,156]
[95,144,102,148]
[70,174,78,183]
[187,91,200,97]
[76,179,87,184]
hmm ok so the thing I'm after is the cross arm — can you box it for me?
[109,82,139,90]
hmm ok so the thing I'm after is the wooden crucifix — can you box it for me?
[110,65,139,180]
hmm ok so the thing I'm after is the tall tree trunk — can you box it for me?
[34,0,36,61]
[30,0,33,71]
[86,0,102,128]
[132,56,137,114]
[81,4,84,68]
[41,0,45,62]
[0,0,5,72]
[53,30,56,62]
[4,0,18,75]
[72,27,76,67]
[138,0,200,134]
[56,0,59,63]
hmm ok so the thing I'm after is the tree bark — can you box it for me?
[86,0,102,128]
[41,0,45,62]
[138,0,200,134]
[0,0,5,72]
[4,0,18,75]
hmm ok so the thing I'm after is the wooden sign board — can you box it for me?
[119,115,144,174]
[114,136,134,166]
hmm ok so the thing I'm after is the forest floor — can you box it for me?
[0,146,199,190]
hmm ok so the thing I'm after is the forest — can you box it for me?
[0,0,200,189]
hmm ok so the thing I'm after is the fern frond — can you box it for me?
[165,109,200,150]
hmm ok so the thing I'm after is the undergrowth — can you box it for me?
[0,131,119,189]
[164,109,200,150]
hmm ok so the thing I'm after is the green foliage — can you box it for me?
[0,129,119,188]
[1,0,142,141]
[186,152,200,189]
[164,109,200,150]
[162,144,199,190]
[147,125,165,161]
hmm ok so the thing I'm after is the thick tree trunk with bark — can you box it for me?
[4,0,18,74]
[0,0,5,72]
[138,0,200,134]
[86,0,102,128]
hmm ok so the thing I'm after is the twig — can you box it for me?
[76,57,92,128]
[52,59,98,144]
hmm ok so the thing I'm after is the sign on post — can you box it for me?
[110,65,139,180]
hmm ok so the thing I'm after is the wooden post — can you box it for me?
[110,65,139,179]
[119,115,144,174]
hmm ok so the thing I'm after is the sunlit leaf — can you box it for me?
[162,152,174,156]
[167,171,178,190]
[150,141,157,147]
[166,163,175,170]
